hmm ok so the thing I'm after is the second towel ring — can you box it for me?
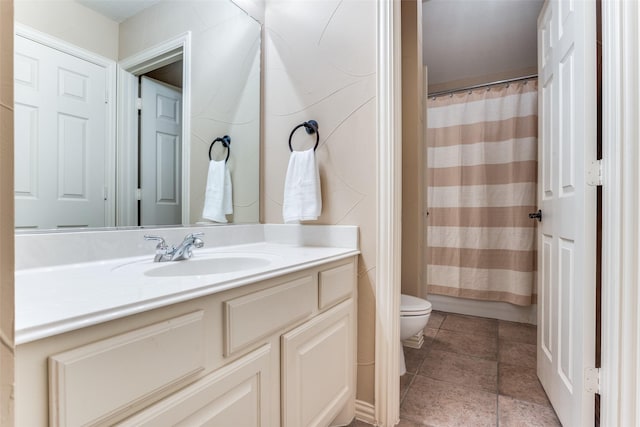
[289,120,319,152]
[209,135,231,162]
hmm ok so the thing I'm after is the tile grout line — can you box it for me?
[400,373,416,408]
[412,312,559,426]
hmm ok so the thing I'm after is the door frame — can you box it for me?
[14,23,117,227]
[600,1,640,425]
[374,0,402,426]
[117,32,192,226]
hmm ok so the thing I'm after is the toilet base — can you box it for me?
[402,331,424,349]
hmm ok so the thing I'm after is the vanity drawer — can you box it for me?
[49,311,205,427]
[224,275,317,356]
[318,261,355,311]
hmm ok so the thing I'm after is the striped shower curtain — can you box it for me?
[425,80,538,306]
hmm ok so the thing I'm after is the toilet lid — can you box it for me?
[400,294,432,315]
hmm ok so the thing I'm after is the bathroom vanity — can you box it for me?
[15,225,359,427]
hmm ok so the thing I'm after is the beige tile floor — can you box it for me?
[350,311,561,427]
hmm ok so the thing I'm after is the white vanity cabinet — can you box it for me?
[15,256,357,427]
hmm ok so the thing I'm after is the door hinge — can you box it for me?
[103,187,108,201]
[584,367,600,393]
[136,97,143,110]
[587,159,603,186]
[135,188,142,201]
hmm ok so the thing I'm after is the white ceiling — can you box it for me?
[423,0,544,86]
[76,0,162,23]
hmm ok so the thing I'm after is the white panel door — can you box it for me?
[14,35,107,229]
[140,76,182,226]
[537,1,597,426]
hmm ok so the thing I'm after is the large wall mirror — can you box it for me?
[14,0,261,230]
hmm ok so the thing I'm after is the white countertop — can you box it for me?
[15,225,359,345]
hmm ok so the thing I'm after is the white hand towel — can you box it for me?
[282,148,321,223]
[202,160,233,223]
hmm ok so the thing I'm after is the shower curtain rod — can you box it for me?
[427,74,538,98]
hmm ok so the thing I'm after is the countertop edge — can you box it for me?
[15,249,360,345]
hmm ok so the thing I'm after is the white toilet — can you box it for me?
[399,294,432,375]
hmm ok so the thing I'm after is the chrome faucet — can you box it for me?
[144,233,205,262]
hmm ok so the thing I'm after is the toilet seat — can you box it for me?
[400,294,432,317]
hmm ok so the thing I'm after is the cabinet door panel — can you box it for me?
[120,344,272,427]
[49,311,205,427]
[282,299,355,427]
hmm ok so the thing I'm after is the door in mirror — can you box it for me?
[140,76,183,226]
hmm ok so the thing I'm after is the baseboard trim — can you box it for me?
[429,294,537,324]
[355,399,376,425]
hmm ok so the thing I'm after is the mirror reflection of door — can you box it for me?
[14,34,109,229]
[139,74,182,226]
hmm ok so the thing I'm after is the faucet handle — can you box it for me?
[185,232,205,249]
[193,237,204,249]
[185,232,204,239]
[144,235,167,249]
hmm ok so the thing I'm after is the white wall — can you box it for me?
[262,0,377,405]
[14,0,118,60]
[119,1,261,224]
[232,0,265,23]
[422,0,543,90]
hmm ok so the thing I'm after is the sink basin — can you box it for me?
[143,255,273,277]
[110,251,283,278]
